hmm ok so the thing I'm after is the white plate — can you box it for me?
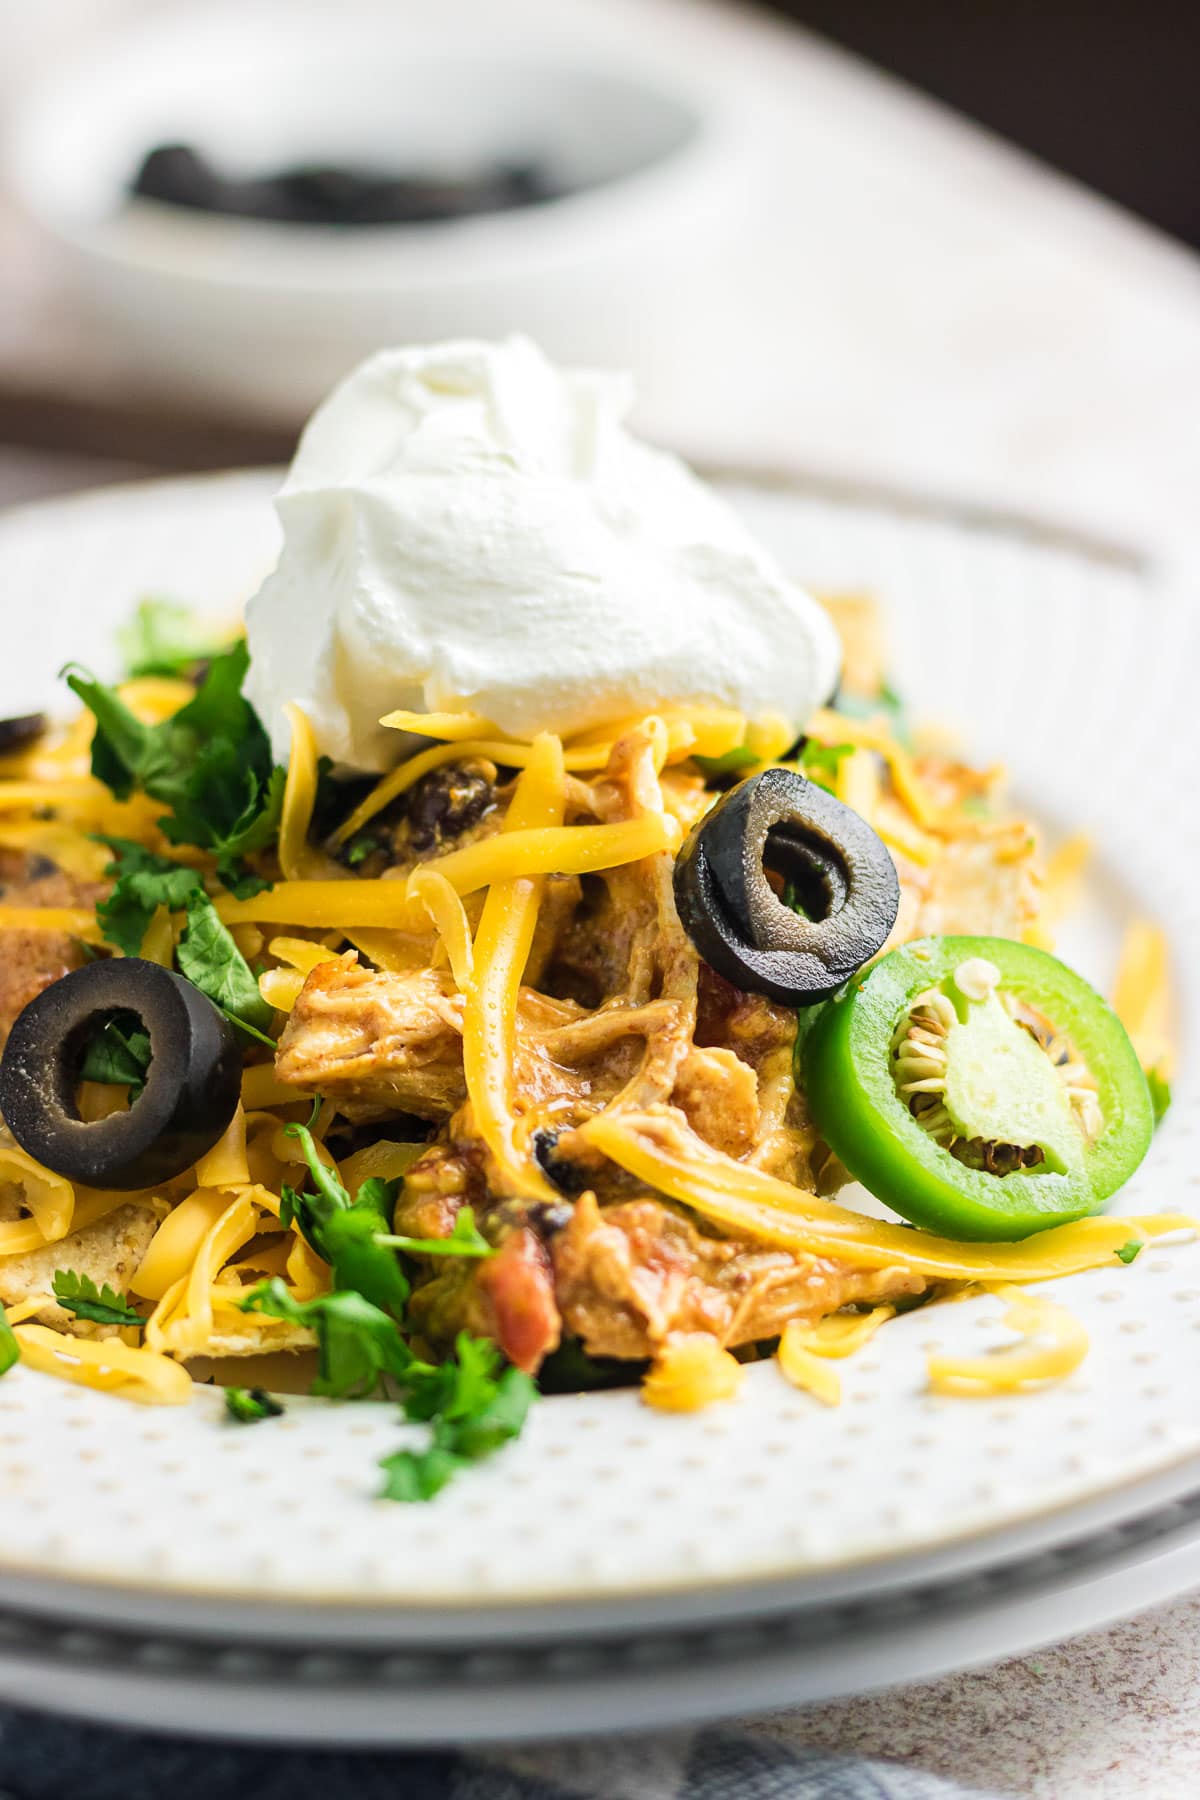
[0,471,1197,1642]
[0,1472,1198,1743]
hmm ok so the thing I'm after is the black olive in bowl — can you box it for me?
[0,714,48,757]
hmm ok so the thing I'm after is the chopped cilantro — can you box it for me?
[78,1012,152,1099]
[377,1207,494,1261]
[797,740,853,793]
[1147,1066,1172,1127]
[378,1333,536,1503]
[118,599,233,681]
[693,744,759,783]
[1115,1241,1143,1265]
[832,680,910,745]
[345,835,381,867]
[240,1279,413,1399]
[52,1270,143,1328]
[278,1119,410,1319]
[64,640,284,892]
[0,1304,18,1377]
[224,1386,284,1424]
[782,879,810,921]
[177,890,276,1045]
[239,1284,535,1501]
[93,837,204,956]
[241,1120,533,1501]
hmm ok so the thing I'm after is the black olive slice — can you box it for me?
[0,959,242,1190]
[673,768,900,1006]
[0,714,47,756]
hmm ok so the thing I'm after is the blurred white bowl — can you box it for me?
[5,0,738,414]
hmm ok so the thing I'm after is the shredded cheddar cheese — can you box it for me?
[194,1106,250,1189]
[214,816,680,932]
[1113,920,1173,1080]
[777,1325,843,1406]
[926,1286,1089,1395]
[581,1108,1193,1282]
[0,617,1181,1421]
[788,1305,898,1358]
[0,1146,75,1244]
[408,866,475,990]
[461,733,565,1200]
[641,1334,744,1412]
[0,906,104,940]
[13,1324,192,1406]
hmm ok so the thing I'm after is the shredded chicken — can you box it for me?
[0,850,102,1047]
[271,653,1048,1375]
[552,1193,926,1360]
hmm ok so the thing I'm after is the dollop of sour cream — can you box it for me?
[245,338,841,771]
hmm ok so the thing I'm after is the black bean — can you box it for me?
[405,763,494,853]
[532,1129,589,1198]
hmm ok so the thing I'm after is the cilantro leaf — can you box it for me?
[379,1333,536,1504]
[1147,1066,1172,1126]
[52,1270,143,1328]
[378,1442,464,1502]
[1115,1241,1143,1265]
[278,1122,411,1318]
[78,1012,152,1099]
[93,837,204,956]
[0,1304,18,1377]
[177,890,275,1043]
[64,640,283,891]
[118,599,233,681]
[239,1279,414,1399]
[832,681,911,745]
[224,1386,284,1424]
[693,744,759,783]
[377,1206,494,1260]
[345,835,381,867]
[798,740,853,793]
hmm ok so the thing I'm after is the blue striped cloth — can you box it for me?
[0,1709,1006,1800]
